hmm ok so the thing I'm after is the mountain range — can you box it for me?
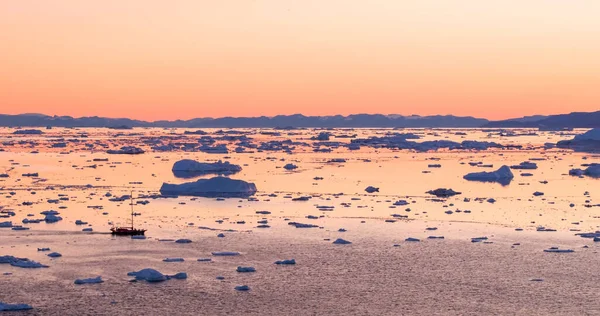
[0,111,598,128]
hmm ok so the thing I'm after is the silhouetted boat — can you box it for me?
[111,192,146,236]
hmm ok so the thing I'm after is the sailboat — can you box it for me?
[110,192,146,236]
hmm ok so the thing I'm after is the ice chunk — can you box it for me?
[365,186,379,193]
[170,272,187,280]
[274,259,296,265]
[172,159,242,178]
[332,238,352,245]
[163,258,184,262]
[426,188,461,198]
[106,146,145,155]
[236,266,256,273]
[128,268,167,282]
[160,177,257,198]
[0,302,33,311]
[211,251,240,256]
[74,276,104,285]
[283,163,298,170]
[175,239,192,243]
[235,285,250,291]
[47,252,62,258]
[463,165,514,185]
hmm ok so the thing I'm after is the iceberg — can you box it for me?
[274,259,296,265]
[171,159,242,178]
[128,268,168,282]
[236,266,256,273]
[0,302,33,311]
[74,276,104,285]
[463,165,514,185]
[160,177,257,198]
[235,285,250,291]
[557,128,600,152]
[426,188,461,198]
[333,238,352,245]
[365,186,379,193]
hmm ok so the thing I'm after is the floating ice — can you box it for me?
[543,247,574,253]
[107,146,145,155]
[236,266,256,273]
[274,259,296,265]
[235,285,250,291]
[128,268,167,282]
[426,188,461,198]
[74,276,104,285]
[365,186,379,193]
[47,252,62,258]
[0,302,33,311]
[333,238,352,245]
[463,165,514,185]
[160,177,257,198]
[175,239,192,243]
[172,159,242,178]
[163,258,184,262]
[211,251,240,256]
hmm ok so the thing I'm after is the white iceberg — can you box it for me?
[160,177,257,198]
[171,160,242,178]
[463,165,514,185]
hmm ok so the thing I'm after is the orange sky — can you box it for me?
[1,0,599,120]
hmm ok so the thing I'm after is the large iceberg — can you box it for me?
[171,159,242,178]
[160,177,257,198]
[556,128,600,152]
[463,165,514,185]
[569,164,600,178]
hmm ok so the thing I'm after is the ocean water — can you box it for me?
[0,127,598,315]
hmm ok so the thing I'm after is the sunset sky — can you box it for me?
[1,0,599,120]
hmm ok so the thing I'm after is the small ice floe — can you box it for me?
[12,226,29,231]
[217,233,225,238]
[543,247,574,253]
[171,159,242,178]
[274,259,296,265]
[471,237,488,243]
[82,228,93,232]
[289,222,319,228]
[211,251,240,256]
[338,228,347,232]
[510,161,538,170]
[365,186,379,193]
[8,259,48,269]
[536,226,556,232]
[163,258,184,262]
[44,214,63,223]
[216,276,225,280]
[131,235,146,240]
[427,236,444,239]
[197,258,212,262]
[333,238,352,245]
[425,227,438,231]
[235,285,250,291]
[533,191,544,196]
[426,188,461,198]
[256,211,271,215]
[128,268,167,282]
[106,146,145,155]
[175,239,192,243]
[530,278,544,282]
[405,237,420,242]
[75,220,88,225]
[0,302,33,311]
[283,163,298,170]
[236,266,256,273]
[170,272,187,280]
[47,252,62,258]
[37,248,50,252]
[74,276,104,285]
[0,221,12,228]
[463,165,514,185]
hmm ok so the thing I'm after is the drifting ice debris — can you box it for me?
[13,129,43,135]
[275,259,296,265]
[0,302,33,311]
[471,237,488,243]
[82,228,93,232]
[427,236,445,239]
[510,161,538,170]
[569,164,600,178]
[333,238,352,245]
[393,200,409,206]
[75,220,88,225]
[197,258,212,262]
[543,247,574,253]
[160,177,257,198]
[131,235,146,240]
[217,233,225,238]
[365,186,379,193]
[328,158,346,163]
[170,272,187,280]
[47,252,62,258]
[74,276,103,285]
[44,214,63,223]
[426,188,461,198]
[533,191,544,196]
[107,146,145,155]
[236,266,256,273]
[128,268,167,282]
[175,239,192,243]
[536,226,556,232]
[171,159,242,178]
[37,248,50,252]
[0,221,12,228]
[283,163,298,170]
[289,222,319,228]
[405,237,420,242]
[211,251,240,256]
[235,285,250,291]
[163,258,184,262]
[463,165,514,185]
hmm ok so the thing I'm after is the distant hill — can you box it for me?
[484,111,600,128]
[0,113,488,128]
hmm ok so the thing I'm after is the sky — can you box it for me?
[1,0,599,121]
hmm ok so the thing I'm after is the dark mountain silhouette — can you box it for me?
[483,111,600,128]
[0,113,488,128]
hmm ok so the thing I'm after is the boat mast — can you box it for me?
[130,191,134,229]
